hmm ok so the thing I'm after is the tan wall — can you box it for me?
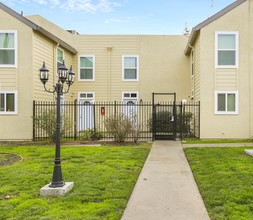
[0,9,34,140]
[197,1,251,139]
[73,35,189,102]
[72,35,140,101]
[33,32,75,102]
[139,35,189,102]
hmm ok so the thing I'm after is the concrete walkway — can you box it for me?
[121,141,210,220]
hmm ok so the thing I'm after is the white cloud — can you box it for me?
[5,0,121,13]
[105,18,127,24]
[105,16,138,24]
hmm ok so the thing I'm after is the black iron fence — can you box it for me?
[33,100,200,141]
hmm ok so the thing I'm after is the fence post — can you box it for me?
[33,100,36,141]
[179,102,182,141]
[74,99,77,140]
[93,102,96,134]
[198,101,201,139]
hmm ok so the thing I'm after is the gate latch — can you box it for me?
[170,116,174,122]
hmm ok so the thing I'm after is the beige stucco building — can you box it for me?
[0,0,252,140]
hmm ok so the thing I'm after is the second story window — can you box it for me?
[57,48,64,69]
[0,31,17,67]
[79,55,95,81]
[122,56,139,81]
[215,32,238,68]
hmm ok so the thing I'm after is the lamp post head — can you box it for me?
[39,62,49,84]
[66,65,75,85]
[58,60,68,83]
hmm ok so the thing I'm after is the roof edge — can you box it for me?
[0,2,77,54]
[185,0,247,55]
[0,2,39,30]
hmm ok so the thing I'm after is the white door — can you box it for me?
[122,92,138,122]
[79,92,95,131]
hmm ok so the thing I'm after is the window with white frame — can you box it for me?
[57,48,64,70]
[0,31,17,67]
[79,56,95,80]
[0,91,17,114]
[122,56,139,81]
[215,32,238,68]
[215,91,238,114]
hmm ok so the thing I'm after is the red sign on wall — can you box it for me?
[101,107,105,116]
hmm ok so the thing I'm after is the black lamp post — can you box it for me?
[39,60,74,188]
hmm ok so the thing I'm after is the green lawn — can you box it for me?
[184,147,253,220]
[0,144,151,220]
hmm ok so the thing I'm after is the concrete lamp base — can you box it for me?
[40,182,74,196]
[245,149,253,157]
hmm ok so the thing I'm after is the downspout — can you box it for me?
[107,47,113,100]
[188,44,195,102]
[248,0,252,138]
[53,43,59,100]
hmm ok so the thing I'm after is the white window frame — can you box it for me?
[78,92,95,101]
[122,91,139,101]
[78,55,95,81]
[215,32,239,68]
[122,55,139,81]
[56,47,64,70]
[0,30,18,68]
[0,91,18,114]
[215,91,238,114]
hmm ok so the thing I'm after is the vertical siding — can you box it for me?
[33,32,75,102]
[191,35,201,102]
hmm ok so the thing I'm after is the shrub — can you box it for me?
[148,110,193,135]
[34,109,71,143]
[79,129,103,141]
[148,111,173,132]
[104,113,133,143]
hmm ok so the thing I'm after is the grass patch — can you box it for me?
[184,147,253,220]
[0,143,151,220]
[183,139,253,144]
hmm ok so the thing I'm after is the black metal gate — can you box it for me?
[152,92,177,140]
[153,102,177,140]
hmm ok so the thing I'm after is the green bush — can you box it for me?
[79,129,103,141]
[104,113,133,143]
[34,109,71,143]
[148,110,193,135]
[148,111,173,132]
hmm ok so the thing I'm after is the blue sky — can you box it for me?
[2,0,235,34]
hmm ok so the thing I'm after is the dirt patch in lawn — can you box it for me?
[0,153,23,166]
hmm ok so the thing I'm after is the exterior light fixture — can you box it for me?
[39,60,75,188]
